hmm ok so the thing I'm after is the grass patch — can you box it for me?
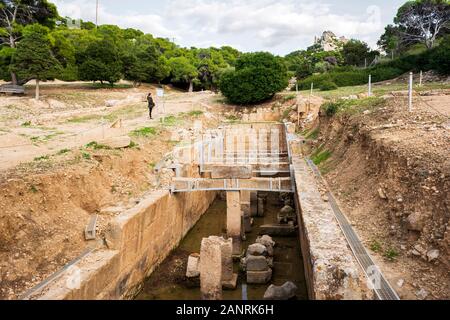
[187,110,204,117]
[85,141,111,150]
[131,127,158,138]
[30,185,38,193]
[384,248,400,262]
[370,240,383,253]
[225,114,239,121]
[321,97,385,117]
[129,141,139,149]
[160,115,178,126]
[21,121,32,127]
[57,148,71,155]
[282,107,294,119]
[282,94,297,102]
[311,149,332,166]
[81,152,91,160]
[34,155,50,161]
[305,128,319,140]
[67,114,103,123]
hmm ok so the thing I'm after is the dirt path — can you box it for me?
[0,84,219,172]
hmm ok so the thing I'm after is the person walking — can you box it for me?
[147,92,155,119]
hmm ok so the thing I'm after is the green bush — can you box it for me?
[429,36,450,75]
[321,101,342,116]
[319,80,338,91]
[295,39,450,90]
[219,52,289,104]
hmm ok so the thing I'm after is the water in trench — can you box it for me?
[136,193,308,300]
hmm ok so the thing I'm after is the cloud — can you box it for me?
[53,0,386,54]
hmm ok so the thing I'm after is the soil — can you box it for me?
[306,92,449,300]
[0,81,226,300]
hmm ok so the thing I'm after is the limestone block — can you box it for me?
[200,238,223,300]
[259,224,297,237]
[98,136,131,149]
[211,165,253,179]
[186,254,200,278]
[227,192,242,255]
[246,255,269,272]
[247,269,272,284]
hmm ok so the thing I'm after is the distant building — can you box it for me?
[314,31,349,52]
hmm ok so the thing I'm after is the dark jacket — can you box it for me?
[147,95,155,108]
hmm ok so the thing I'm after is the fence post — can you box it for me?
[408,72,413,112]
[368,74,372,97]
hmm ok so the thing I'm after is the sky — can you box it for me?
[52,0,406,55]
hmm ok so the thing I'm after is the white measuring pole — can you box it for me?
[310,82,314,96]
[419,70,423,87]
[408,72,413,112]
[368,74,372,97]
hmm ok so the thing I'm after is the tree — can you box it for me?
[78,38,122,86]
[0,0,58,84]
[219,52,288,104]
[11,24,61,99]
[393,0,449,49]
[378,24,401,56]
[168,56,198,92]
[429,35,450,73]
[342,40,378,66]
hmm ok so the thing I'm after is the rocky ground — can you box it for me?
[306,91,449,300]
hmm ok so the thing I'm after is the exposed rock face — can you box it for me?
[314,31,349,52]
[264,282,298,300]
[406,212,427,231]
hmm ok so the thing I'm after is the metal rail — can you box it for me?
[306,158,400,301]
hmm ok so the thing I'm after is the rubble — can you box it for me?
[263,282,298,300]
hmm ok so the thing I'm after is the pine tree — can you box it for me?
[12,25,61,99]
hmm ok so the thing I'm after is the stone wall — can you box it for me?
[24,189,216,300]
[289,138,365,300]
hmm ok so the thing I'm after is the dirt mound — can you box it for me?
[0,129,177,300]
[307,97,449,299]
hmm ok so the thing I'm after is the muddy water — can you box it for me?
[136,193,308,300]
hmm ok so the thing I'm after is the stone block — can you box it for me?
[211,165,253,179]
[222,273,238,290]
[186,254,200,278]
[247,269,272,284]
[98,136,131,149]
[246,255,269,272]
[259,224,297,237]
[200,238,223,300]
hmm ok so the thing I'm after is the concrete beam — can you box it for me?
[210,165,253,179]
[226,191,242,256]
[202,162,290,173]
[171,177,294,193]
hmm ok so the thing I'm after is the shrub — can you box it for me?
[319,80,338,91]
[429,36,450,75]
[321,101,342,116]
[219,52,289,104]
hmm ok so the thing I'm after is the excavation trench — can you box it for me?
[136,193,308,300]
[23,122,367,300]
